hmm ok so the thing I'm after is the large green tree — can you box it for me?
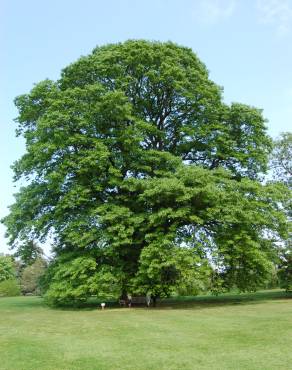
[2,40,289,305]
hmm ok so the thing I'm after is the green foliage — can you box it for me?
[0,279,20,297]
[0,256,15,282]
[44,256,123,306]
[44,256,97,306]
[14,240,44,267]
[132,241,211,297]
[2,40,290,305]
[214,232,277,292]
[20,257,47,295]
[38,259,58,296]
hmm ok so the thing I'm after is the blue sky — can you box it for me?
[1,0,291,254]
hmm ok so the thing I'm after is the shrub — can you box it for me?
[0,279,21,297]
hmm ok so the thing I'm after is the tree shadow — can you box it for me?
[49,289,291,311]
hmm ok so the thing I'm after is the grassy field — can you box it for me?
[0,290,291,370]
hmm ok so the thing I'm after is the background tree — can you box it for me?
[271,132,292,188]
[20,257,47,295]
[2,40,289,305]
[278,246,292,292]
[270,132,292,291]
[0,255,15,282]
[14,240,44,267]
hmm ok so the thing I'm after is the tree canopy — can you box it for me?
[2,40,290,305]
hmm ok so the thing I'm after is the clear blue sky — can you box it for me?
[1,0,291,254]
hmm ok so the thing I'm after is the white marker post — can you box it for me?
[101,302,106,310]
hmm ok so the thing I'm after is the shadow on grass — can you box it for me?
[156,290,292,310]
[48,289,292,311]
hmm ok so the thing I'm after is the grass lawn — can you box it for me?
[0,290,291,370]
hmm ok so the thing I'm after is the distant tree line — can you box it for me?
[0,242,47,297]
